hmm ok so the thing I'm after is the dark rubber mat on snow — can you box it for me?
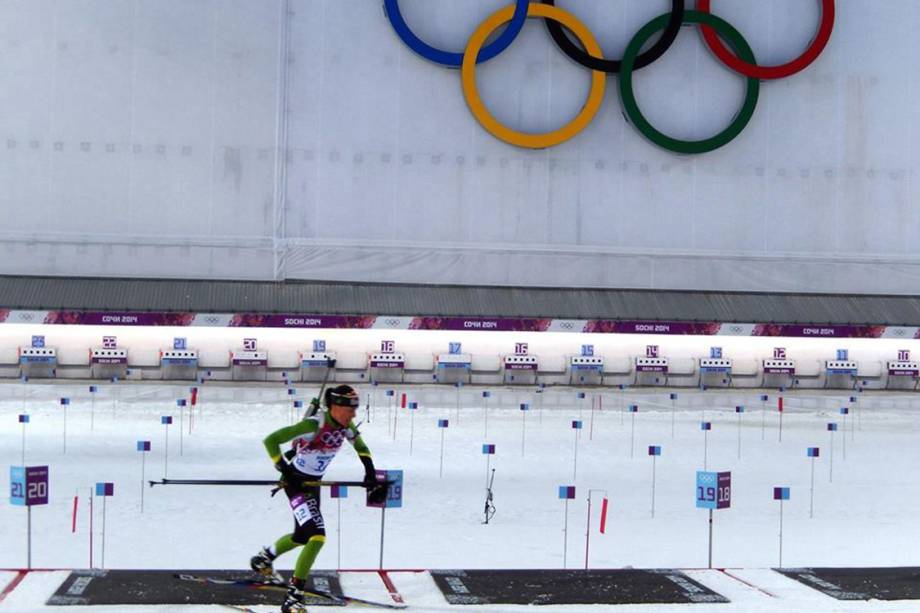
[429,569,729,605]
[46,569,343,606]
[776,567,920,600]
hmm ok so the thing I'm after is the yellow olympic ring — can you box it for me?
[461,4,606,150]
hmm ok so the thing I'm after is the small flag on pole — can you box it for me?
[520,403,530,411]
[89,385,98,393]
[599,497,609,534]
[401,393,407,408]
[700,421,712,431]
[735,406,745,413]
[778,397,784,412]
[628,404,638,413]
[287,389,295,396]
[482,444,496,454]
[827,423,838,431]
[572,420,583,429]
[807,447,820,457]
[293,400,303,408]
[760,394,769,402]
[648,445,661,456]
[176,399,186,407]
[577,392,586,399]
[190,387,198,405]
[18,414,29,423]
[773,487,790,500]
[849,396,857,403]
[839,407,849,415]
[330,484,348,498]
[385,390,395,397]
[438,419,449,428]
[408,402,418,410]
[95,483,114,496]
[136,441,151,452]
[558,485,576,499]
[482,391,491,398]
[669,393,678,400]
[60,398,70,406]
[161,415,173,425]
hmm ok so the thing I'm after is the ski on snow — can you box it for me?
[177,573,407,609]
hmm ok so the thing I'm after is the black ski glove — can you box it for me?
[360,455,377,486]
[360,456,389,505]
[275,459,296,483]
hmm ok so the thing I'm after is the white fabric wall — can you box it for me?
[0,0,917,293]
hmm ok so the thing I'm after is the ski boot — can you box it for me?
[281,577,307,613]
[249,546,283,585]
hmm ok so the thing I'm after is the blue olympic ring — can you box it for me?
[383,0,530,67]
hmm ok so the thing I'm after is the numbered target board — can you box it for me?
[695,471,731,510]
[368,469,403,509]
[10,465,49,506]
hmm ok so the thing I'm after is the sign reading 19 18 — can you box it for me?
[696,471,731,510]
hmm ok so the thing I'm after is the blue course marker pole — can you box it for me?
[773,487,790,566]
[408,402,418,455]
[735,406,745,459]
[330,484,348,569]
[629,405,639,458]
[454,382,462,425]
[701,421,712,469]
[95,483,114,568]
[60,398,70,454]
[760,394,769,440]
[558,485,576,569]
[88,385,98,431]
[839,407,849,460]
[807,447,820,518]
[619,385,626,425]
[161,416,173,478]
[137,441,151,512]
[669,393,678,437]
[482,390,491,438]
[571,420,583,479]
[18,414,29,464]
[649,446,661,517]
[437,419,449,477]
[827,423,838,483]
[520,403,530,457]
[176,399,187,456]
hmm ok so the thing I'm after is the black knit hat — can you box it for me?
[325,384,359,408]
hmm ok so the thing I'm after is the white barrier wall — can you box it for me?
[0,1,918,293]
[0,323,916,380]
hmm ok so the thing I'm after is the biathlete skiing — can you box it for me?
[250,384,388,612]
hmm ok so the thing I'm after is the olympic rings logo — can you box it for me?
[384,1,834,153]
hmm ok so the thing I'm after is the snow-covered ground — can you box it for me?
[3,381,920,612]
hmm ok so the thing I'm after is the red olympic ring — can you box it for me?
[696,0,835,79]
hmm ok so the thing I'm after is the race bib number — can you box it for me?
[292,501,311,526]
[295,452,335,475]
